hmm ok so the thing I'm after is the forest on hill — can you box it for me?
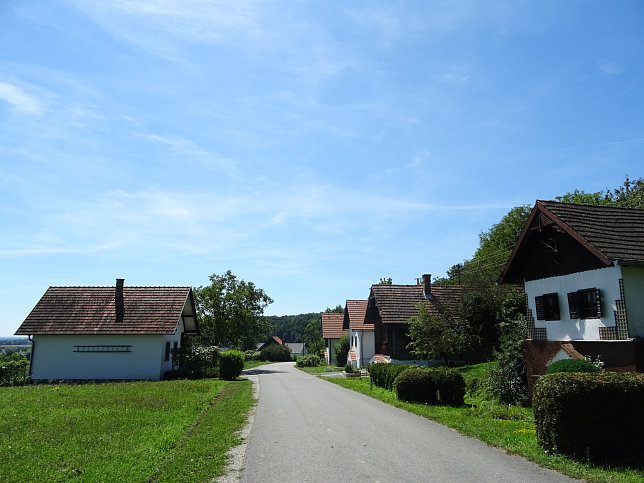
[266,313,321,343]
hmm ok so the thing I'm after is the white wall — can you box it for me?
[350,329,375,368]
[621,265,644,337]
[32,317,184,381]
[525,265,622,341]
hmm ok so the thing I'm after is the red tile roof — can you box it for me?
[344,299,372,331]
[368,283,469,324]
[15,285,197,335]
[322,313,346,339]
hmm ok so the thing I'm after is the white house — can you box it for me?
[14,279,199,381]
[322,313,347,365]
[343,300,374,369]
[499,201,644,391]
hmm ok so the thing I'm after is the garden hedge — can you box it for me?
[533,372,644,466]
[545,358,599,374]
[296,354,321,367]
[369,363,411,390]
[260,343,292,362]
[431,367,466,406]
[393,367,437,404]
[219,350,245,380]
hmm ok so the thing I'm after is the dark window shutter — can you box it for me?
[594,288,602,317]
[567,292,580,319]
[535,296,545,320]
[548,293,560,320]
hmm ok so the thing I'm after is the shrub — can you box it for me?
[344,363,354,373]
[244,350,260,361]
[487,316,528,405]
[545,358,600,374]
[335,334,350,367]
[171,346,219,378]
[533,372,644,466]
[430,367,465,406]
[393,367,437,404]
[219,350,245,380]
[369,363,412,390]
[0,353,29,386]
[296,354,321,367]
[260,343,292,362]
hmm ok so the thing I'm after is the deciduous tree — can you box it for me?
[193,270,273,350]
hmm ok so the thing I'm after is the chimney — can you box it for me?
[422,274,434,300]
[115,278,125,323]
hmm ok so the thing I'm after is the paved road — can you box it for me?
[238,362,577,483]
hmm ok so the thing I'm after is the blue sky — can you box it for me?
[1,1,643,336]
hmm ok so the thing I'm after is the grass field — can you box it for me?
[0,378,253,482]
[325,375,644,483]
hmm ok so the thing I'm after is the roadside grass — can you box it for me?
[296,364,343,375]
[0,378,253,482]
[243,359,274,370]
[325,376,644,483]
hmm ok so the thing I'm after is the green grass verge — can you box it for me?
[0,379,253,482]
[325,376,644,483]
[296,364,343,374]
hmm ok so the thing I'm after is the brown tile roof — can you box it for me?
[500,201,644,283]
[369,283,469,324]
[322,313,346,339]
[538,200,644,263]
[344,299,372,331]
[15,285,197,335]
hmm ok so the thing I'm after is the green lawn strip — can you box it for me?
[296,364,343,374]
[0,380,224,481]
[151,378,253,482]
[243,360,274,370]
[324,377,644,483]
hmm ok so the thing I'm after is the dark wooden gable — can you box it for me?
[500,202,614,283]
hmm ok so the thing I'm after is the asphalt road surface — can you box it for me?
[238,362,577,483]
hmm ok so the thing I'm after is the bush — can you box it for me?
[430,367,465,406]
[369,363,412,390]
[344,363,354,373]
[244,350,260,361]
[296,354,321,367]
[171,345,219,378]
[0,353,29,386]
[487,316,528,405]
[393,367,437,404]
[533,372,644,466]
[219,350,245,380]
[545,358,600,374]
[260,344,292,362]
[335,334,350,367]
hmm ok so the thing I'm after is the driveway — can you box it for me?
[237,362,577,482]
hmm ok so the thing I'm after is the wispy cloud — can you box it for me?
[0,81,45,115]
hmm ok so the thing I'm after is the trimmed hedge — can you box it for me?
[533,372,644,466]
[369,363,411,390]
[296,354,321,367]
[431,367,466,406]
[545,358,600,374]
[392,367,465,406]
[260,343,292,362]
[393,367,437,404]
[219,350,245,380]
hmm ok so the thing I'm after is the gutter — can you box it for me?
[27,335,34,380]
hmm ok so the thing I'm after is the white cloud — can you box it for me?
[0,82,45,115]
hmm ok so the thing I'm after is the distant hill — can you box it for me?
[266,313,321,343]
[0,337,30,346]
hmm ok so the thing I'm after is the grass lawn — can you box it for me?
[325,375,644,483]
[296,364,344,375]
[0,378,253,482]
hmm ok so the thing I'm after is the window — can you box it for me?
[535,293,560,320]
[567,288,602,319]
[165,341,171,361]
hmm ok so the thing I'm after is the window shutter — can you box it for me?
[549,293,560,320]
[567,292,580,319]
[594,288,602,317]
[535,296,545,320]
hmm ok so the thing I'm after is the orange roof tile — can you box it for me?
[345,299,373,331]
[322,313,346,339]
